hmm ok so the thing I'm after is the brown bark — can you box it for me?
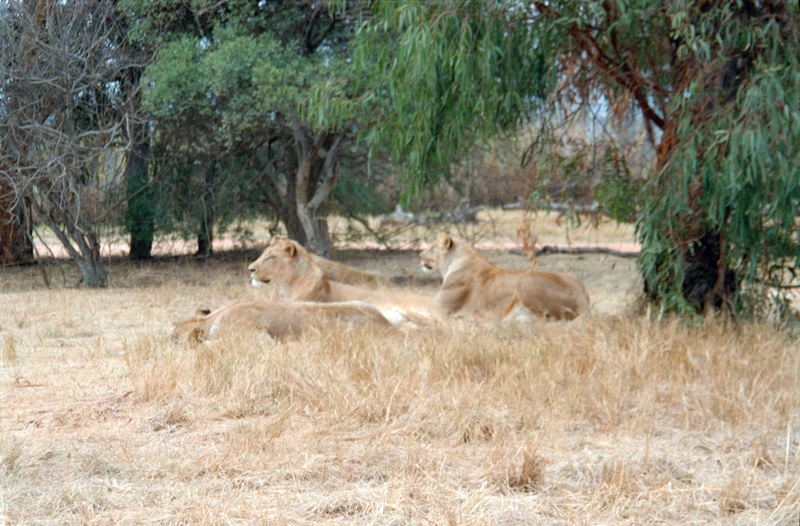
[126,136,154,260]
[0,178,33,266]
[293,128,342,258]
[195,161,216,257]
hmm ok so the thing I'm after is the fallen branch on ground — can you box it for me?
[509,245,639,258]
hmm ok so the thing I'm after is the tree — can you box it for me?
[124,129,155,260]
[0,0,149,285]
[119,46,155,261]
[325,0,800,315]
[0,174,32,266]
[125,0,363,257]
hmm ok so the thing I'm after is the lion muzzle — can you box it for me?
[250,273,268,287]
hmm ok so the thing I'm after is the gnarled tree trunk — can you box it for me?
[644,58,741,312]
[125,136,154,260]
[30,193,108,287]
[196,161,216,257]
[293,128,342,258]
[0,177,33,266]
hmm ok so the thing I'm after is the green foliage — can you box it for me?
[327,0,800,317]
[139,1,357,146]
[638,2,800,314]
[311,0,558,198]
[593,147,641,224]
[143,37,209,123]
[128,0,365,246]
[332,168,392,218]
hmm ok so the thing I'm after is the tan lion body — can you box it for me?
[173,300,392,344]
[249,239,442,325]
[420,236,590,320]
[310,253,390,288]
[260,237,388,288]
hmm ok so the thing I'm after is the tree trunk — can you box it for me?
[30,193,108,287]
[0,178,33,266]
[647,115,737,312]
[262,131,341,256]
[296,204,333,258]
[281,200,308,246]
[681,230,736,311]
[279,166,308,245]
[76,230,108,287]
[197,217,213,257]
[125,137,154,260]
[196,161,216,257]
[294,130,342,258]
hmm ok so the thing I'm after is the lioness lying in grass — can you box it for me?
[258,237,389,288]
[420,235,590,320]
[248,238,442,326]
[173,300,393,344]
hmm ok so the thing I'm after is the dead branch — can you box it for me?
[527,245,639,258]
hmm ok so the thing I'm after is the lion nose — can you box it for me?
[248,264,255,273]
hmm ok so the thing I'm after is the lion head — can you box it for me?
[249,238,309,286]
[419,235,460,276]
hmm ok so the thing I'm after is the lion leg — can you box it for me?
[500,294,535,322]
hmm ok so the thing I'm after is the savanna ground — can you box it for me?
[1,210,799,525]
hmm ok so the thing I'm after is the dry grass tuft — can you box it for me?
[1,438,24,475]
[146,400,190,432]
[124,335,181,402]
[2,334,17,365]
[600,460,642,504]
[311,490,374,519]
[516,215,538,268]
[719,476,750,514]
[508,449,548,492]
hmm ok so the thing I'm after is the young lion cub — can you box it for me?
[419,235,590,320]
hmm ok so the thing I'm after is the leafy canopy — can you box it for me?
[319,0,800,315]
[639,0,800,314]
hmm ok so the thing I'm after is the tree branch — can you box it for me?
[308,134,343,211]
[522,245,639,258]
[533,1,666,130]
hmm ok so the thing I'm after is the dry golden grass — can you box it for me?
[2,225,799,524]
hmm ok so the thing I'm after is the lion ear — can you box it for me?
[442,235,454,250]
[268,236,280,246]
[281,239,297,258]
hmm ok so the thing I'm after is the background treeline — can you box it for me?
[1,0,799,320]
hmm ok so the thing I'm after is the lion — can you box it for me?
[419,235,590,320]
[259,237,389,288]
[310,253,390,288]
[248,238,442,326]
[173,300,394,344]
